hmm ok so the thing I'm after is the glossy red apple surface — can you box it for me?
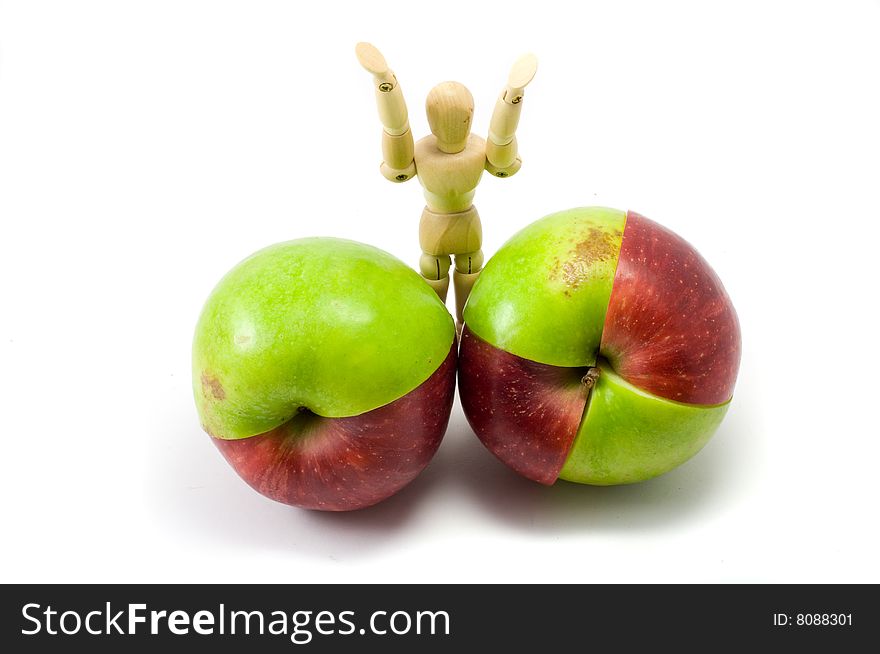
[213,348,456,510]
[459,207,741,485]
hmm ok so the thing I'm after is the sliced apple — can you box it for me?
[460,207,741,485]
[193,238,457,510]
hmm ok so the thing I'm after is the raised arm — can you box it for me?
[486,53,538,178]
[355,42,416,183]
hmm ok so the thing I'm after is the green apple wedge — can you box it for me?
[558,363,728,485]
[463,207,625,368]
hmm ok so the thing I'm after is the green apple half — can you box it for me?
[459,207,741,485]
[193,238,457,510]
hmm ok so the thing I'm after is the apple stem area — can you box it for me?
[581,366,600,390]
[277,406,322,439]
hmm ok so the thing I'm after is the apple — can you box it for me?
[458,207,741,485]
[193,238,457,510]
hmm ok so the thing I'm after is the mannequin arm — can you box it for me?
[486,53,537,177]
[356,42,416,182]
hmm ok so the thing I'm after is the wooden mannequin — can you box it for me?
[356,42,537,323]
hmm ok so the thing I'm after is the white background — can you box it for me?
[2,0,879,583]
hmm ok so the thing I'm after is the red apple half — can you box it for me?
[193,238,457,510]
[459,208,741,485]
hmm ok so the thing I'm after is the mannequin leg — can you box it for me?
[419,252,452,302]
[452,249,484,323]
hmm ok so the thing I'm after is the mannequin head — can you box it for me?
[426,81,474,153]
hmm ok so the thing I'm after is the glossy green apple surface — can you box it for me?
[464,207,626,367]
[558,363,729,485]
[194,237,455,440]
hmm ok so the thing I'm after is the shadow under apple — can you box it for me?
[441,392,756,533]
[151,402,447,560]
[153,378,758,558]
